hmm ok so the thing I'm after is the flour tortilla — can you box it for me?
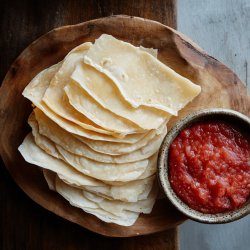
[84,34,201,115]
[28,120,157,201]
[53,176,156,218]
[103,152,158,186]
[50,170,156,201]
[34,107,164,156]
[56,145,156,182]
[55,176,139,226]
[41,42,120,136]
[33,108,166,162]
[29,112,152,184]
[22,62,62,114]
[62,174,155,202]
[71,63,170,130]
[55,176,98,209]
[79,125,165,155]
[22,53,144,143]
[64,80,143,134]
[18,134,105,187]
[76,130,164,162]
[83,191,105,203]
[28,112,60,158]
[82,183,158,216]
[22,61,113,136]
[103,153,158,186]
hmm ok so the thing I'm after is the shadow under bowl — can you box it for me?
[158,108,250,223]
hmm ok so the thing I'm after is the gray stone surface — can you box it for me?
[178,0,250,249]
[181,217,250,250]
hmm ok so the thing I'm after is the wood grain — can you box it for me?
[1,13,250,240]
[0,0,176,82]
[0,1,179,250]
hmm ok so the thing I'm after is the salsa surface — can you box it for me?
[169,121,250,213]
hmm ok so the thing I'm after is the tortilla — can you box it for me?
[71,63,170,130]
[21,130,156,202]
[59,172,155,202]
[22,49,145,143]
[83,184,157,216]
[55,174,156,219]
[34,107,165,156]
[28,112,60,158]
[33,109,166,162]
[56,145,155,182]
[103,153,158,186]
[64,80,142,134]
[79,125,165,155]
[62,173,155,202]
[26,120,158,201]
[40,42,142,135]
[84,34,201,115]
[55,176,140,226]
[27,113,153,183]
[40,43,119,136]
[18,134,105,187]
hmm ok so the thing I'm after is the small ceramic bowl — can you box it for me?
[158,108,250,223]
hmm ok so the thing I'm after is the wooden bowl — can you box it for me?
[0,15,249,237]
[158,108,250,223]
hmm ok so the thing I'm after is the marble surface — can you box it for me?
[178,0,250,249]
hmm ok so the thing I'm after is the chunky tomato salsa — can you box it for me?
[169,121,250,213]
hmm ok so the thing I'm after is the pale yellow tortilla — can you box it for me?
[20,131,156,202]
[33,108,166,162]
[31,113,155,194]
[84,34,201,115]
[34,107,165,156]
[22,47,145,142]
[18,133,104,187]
[83,184,157,216]
[56,144,154,182]
[28,112,60,158]
[55,177,140,226]
[27,118,156,197]
[41,41,143,135]
[53,169,155,203]
[79,125,165,155]
[83,175,155,202]
[41,42,118,136]
[64,80,143,134]
[71,63,170,130]
[53,175,157,219]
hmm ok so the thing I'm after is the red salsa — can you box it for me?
[169,121,250,213]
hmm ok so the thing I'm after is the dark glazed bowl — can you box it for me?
[158,108,250,223]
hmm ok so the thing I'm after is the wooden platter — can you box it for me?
[0,15,249,237]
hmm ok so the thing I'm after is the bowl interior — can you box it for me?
[158,108,250,223]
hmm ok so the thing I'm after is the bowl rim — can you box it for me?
[158,108,250,224]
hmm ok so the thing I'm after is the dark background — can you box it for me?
[0,1,178,249]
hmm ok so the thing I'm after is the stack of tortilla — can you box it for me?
[18,34,201,226]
